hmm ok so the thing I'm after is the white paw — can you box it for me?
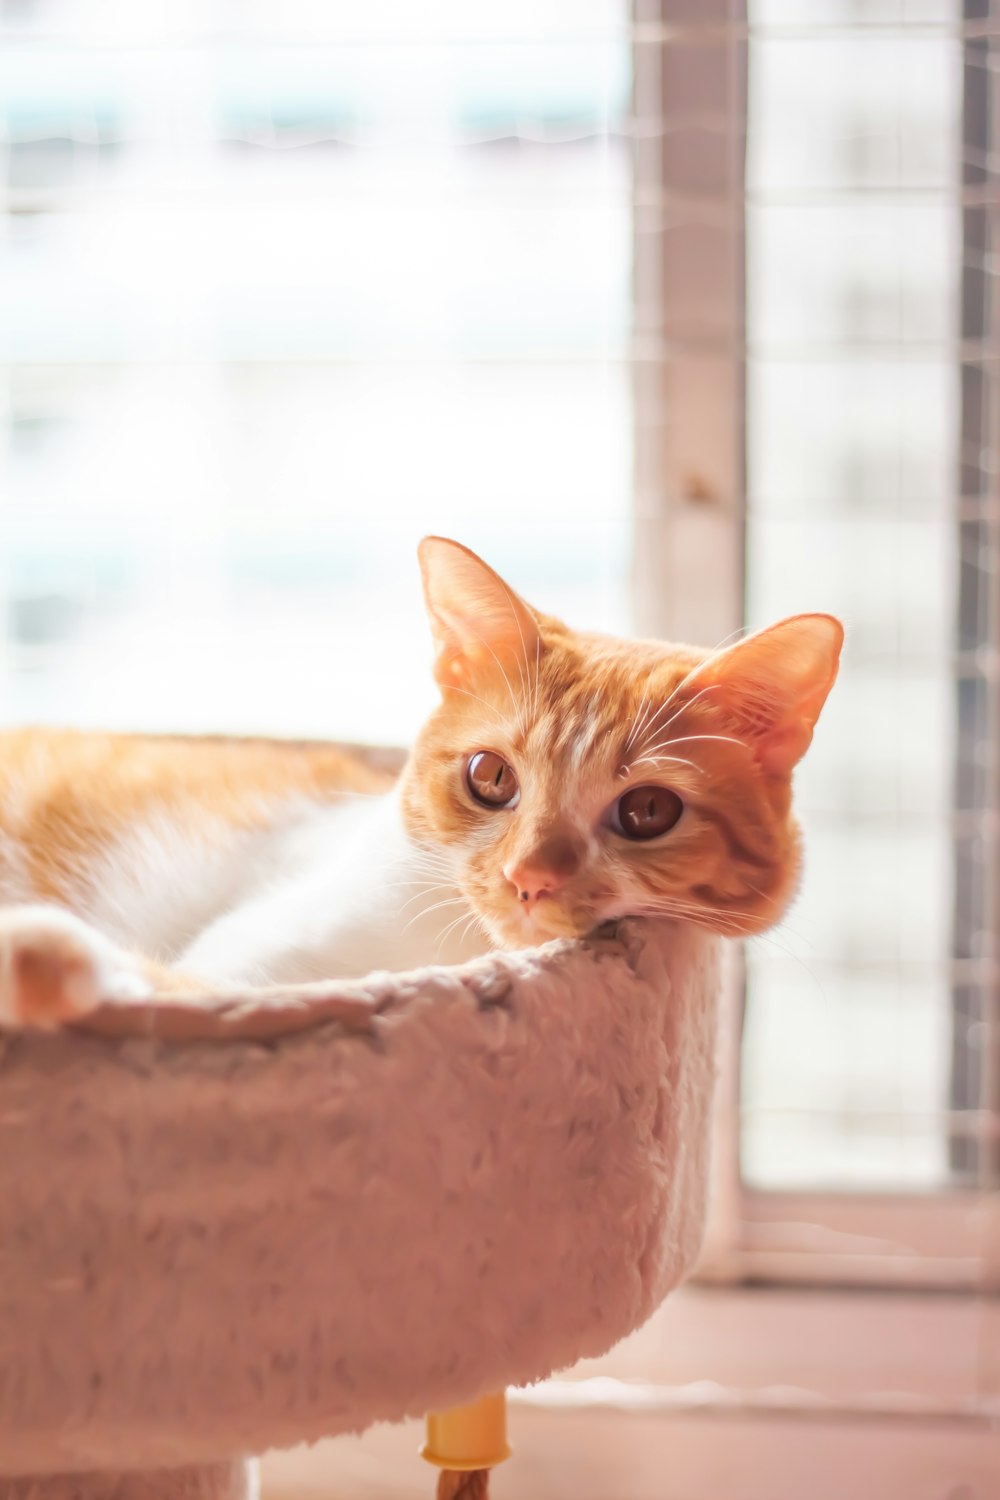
[0,905,151,1030]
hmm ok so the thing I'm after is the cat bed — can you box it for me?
[0,917,719,1499]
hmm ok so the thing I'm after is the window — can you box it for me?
[743,0,966,1196]
[0,0,631,744]
[632,0,999,1294]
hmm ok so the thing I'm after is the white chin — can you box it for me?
[483,910,543,948]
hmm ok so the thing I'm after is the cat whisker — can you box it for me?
[449,685,509,730]
[384,851,455,872]
[743,882,817,953]
[377,866,455,890]
[639,900,816,972]
[435,908,469,943]
[654,901,743,926]
[435,905,488,955]
[499,583,534,732]
[404,842,458,865]
[378,881,444,899]
[465,912,489,947]
[436,906,475,944]
[461,619,527,740]
[623,686,652,754]
[668,623,752,700]
[630,677,677,756]
[405,847,458,868]
[532,633,542,727]
[632,888,797,948]
[635,680,710,747]
[745,928,827,1004]
[396,881,458,915]
[629,752,705,775]
[491,585,536,740]
[379,855,459,889]
[652,733,748,753]
[634,897,758,936]
[401,894,470,935]
[635,681,723,755]
[632,617,758,756]
[713,625,751,652]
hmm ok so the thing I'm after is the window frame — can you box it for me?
[632,0,1000,1297]
[697,970,997,1291]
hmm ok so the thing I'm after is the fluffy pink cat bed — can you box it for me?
[0,917,719,1499]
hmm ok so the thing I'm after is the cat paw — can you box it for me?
[0,905,151,1030]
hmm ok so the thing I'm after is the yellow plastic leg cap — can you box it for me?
[421,1392,511,1472]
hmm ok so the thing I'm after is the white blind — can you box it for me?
[0,0,632,744]
[740,0,999,1193]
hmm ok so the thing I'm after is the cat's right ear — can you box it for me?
[418,537,541,693]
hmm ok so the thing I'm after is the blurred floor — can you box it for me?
[260,1286,999,1499]
[262,1407,999,1500]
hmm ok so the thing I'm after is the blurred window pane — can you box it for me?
[0,0,631,743]
[741,1,997,1195]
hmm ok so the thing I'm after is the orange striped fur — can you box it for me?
[0,729,390,909]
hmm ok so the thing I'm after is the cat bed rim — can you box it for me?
[0,916,720,1478]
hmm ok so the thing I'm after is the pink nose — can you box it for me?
[503,834,583,907]
[504,863,566,906]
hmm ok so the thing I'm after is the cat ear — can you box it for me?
[691,613,843,775]
[418,536,541,693]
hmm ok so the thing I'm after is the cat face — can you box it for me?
[400,537,842,948]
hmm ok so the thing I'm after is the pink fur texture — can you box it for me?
[0,918,718,1485]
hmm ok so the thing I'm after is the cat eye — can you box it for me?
[612,785,683,841]
[466,751,520,809]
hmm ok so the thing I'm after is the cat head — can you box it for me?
[400,537,842,948]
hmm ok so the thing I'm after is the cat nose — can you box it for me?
[504,834,583,906]
[505,866,562,906]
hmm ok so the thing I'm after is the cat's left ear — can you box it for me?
[691,613,843,775]
[418,536,541,693]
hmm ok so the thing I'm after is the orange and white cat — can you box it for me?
[0,537,842,1028]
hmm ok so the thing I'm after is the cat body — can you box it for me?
[0,731,483,1002]
[0,539,842,1026]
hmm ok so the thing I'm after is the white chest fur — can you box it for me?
[177,788,489,986]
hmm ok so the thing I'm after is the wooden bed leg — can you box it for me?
[422,1393,510,1499]
[435,1469,491,1499]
